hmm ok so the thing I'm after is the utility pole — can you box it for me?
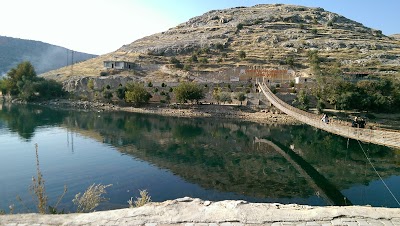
[70,50,74,76]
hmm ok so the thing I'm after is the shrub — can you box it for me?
[161,82,167,87]
[236,23,244,30]
[221,52,228,58]
[117,86,127,100]
[128,190,151,208]
[215,43,224,51]
[125,82,152,106]
[100,71,108,76]
[311,28,318,35]
[189,54,198,63]
[147,81,153,87]
[183,64,191,71]
[173,82,205,103]
[199,57,208,64]
[73,184,112,213]
[238,51,246,59]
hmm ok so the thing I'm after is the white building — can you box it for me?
[103,61,135,70]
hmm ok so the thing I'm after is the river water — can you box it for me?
[0,103,399,213]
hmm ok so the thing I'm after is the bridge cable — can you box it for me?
[357,140,400,206]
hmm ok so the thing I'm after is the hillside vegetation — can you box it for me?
[42,4,400,83]
[0,36,97,75]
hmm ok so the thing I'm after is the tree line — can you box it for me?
[0,61,65,101]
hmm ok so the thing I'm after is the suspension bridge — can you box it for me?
[256,79,400,149]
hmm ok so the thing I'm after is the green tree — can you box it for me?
[0,61,64,101]
[173,82,204,104]
[285,56,295,67]
[219,92,232,104]
[235,92,246,105]
[116,86,127,100]
[293,89,309,110]
[125,82,152,106]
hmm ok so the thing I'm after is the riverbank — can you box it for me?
[40,99,299,125]
[1,198,399,226]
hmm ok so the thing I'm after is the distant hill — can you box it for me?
[390,34,400,40]
[0,36,97,75]
[43,4,400,83]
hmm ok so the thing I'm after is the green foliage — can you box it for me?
[100,71,108,76]
[219,92,232,104]
[289,80,295,87]
[293,89,309,110]
[215,43,224,51]
[285,56,295,67]
[236,23,244,30]
[103,90,113,100]
[308,50,321,75]
[170,57,183,69]
[125,82,152,106]
[87,79,94,90]
[221,52,228,58]
[116,86,127,100]
[183,64,191,71]
[169,87,173,92]
[235,92,246,105]
[173,82,205,103]
[147,81,153,87]
[238,50,246,59]
[161,82,167,87]
[314,76,400,112]
[311,28,318,35]
[199,57,208,64]
[189,54,198,63]
[0,61,64,101]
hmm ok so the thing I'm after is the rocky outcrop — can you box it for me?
[42,4,400,83]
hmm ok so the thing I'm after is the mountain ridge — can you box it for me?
[42,4,400,83]
[0,35,97,75]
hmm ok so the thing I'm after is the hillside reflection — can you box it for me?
[1,104,399,204]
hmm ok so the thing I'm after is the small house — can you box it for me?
[294,76,309,84]
[103,61,135,70]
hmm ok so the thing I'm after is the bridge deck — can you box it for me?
[257,80,400,149]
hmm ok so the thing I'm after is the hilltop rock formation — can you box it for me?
[42,4,400,86]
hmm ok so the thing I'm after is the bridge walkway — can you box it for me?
[256,79,400,149]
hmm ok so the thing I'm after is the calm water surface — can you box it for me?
[0,104,399,213]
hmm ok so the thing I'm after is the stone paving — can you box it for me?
[1,198,399,226]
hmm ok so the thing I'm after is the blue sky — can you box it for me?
[1,0,398,55]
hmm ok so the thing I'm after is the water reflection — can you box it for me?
[1,103,399,208]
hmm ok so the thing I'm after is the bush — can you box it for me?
[189,54,198,63]
[238,51,246,59]
[173,82,205,103]
[183,64,191,71]
[236,23,244,30]
[199,57,208,64]
[73,184,112,213]
[100,71,108,76]
[161,82,167,87]
[125,82,152,106]
[147,81,153,87]
[127,190,151,208]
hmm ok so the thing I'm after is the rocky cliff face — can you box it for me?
[42,4,400,86]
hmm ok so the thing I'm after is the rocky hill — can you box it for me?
[0,36,97,75]
[42,4,400,84]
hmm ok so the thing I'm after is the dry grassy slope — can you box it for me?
[42,4,400,83]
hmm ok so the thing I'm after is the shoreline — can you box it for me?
[1,198,399,225]
[40,99,300,125]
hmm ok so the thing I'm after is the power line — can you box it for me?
[357,140,400,207]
